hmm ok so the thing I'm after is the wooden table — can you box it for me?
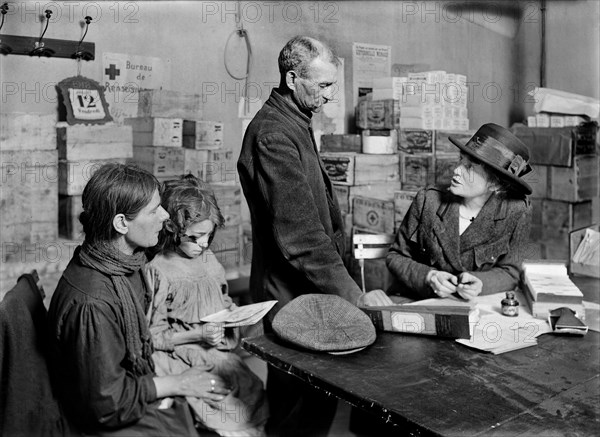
[243,278,599,436]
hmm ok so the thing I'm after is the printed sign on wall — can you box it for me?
[102,52,171,123]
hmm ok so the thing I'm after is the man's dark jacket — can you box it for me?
[238,89,362,325]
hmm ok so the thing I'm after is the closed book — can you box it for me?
[522,260,584,305]
[522,283,585,320]
[361,304,478,339]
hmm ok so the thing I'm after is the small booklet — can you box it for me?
[200,300,278,327]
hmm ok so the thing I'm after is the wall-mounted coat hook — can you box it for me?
[0,11,95,61]
[0,2,13,55]
[72,16,93,61]
[30,9,55,57]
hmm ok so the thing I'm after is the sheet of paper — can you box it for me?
[456,291,551,354]
[352,42,391,107]
[200,300,277,327]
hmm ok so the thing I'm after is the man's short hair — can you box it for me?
[278,36,340,78]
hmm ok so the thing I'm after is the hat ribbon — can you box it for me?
[466,134,532,177]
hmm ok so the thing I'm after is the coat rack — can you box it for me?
[0,4,95,60]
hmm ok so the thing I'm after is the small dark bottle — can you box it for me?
[501,291,519,317]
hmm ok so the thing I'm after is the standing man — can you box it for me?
[238,36,367,436]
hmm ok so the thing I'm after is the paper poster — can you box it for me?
[102,52,171,123]
[352,42,391,107]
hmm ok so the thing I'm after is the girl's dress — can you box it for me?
[145,249,268,436]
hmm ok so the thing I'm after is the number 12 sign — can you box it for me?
[57,76,113,125]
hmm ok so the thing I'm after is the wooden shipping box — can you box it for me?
[125,117,183,147]
[320,134,362,153]
[202,149,237,184]
[1,113,56,151]
[59,195,83,240]
[182,120,224,149]
[57,123,133,160]
[333,182,402,215]
[352,196,395,234]
[434,153,459,185]
[398,129,434,154]
[394,190,418,227]
[211,183,242,228]
[400,153,435,190]
[547,155,599,202]
[511,123,598,167]
[137,89,203,120]
[59,158,128,195]
[528,166,548,199]
[132,146,185,177]
[1,150,58,261]
[183,149,210,179]
[321,152,399,186]
[356,99,401,130]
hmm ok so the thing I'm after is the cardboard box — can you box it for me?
[138,89,203,120]
[0,113,56,151]
[541,199,595,243]
[211,225,241,254]
[132,147,185,178]
[512,123,598,167]
[352,196,395,234]
[126,117,183,147]
[321,152,399,186]
[356,99,401,130]
[350,257,395,292]
[57,123,133,160]
[182,120,224,150]
[320,134,362,153]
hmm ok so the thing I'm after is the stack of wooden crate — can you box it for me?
[210,183,244,277]
[0,113,70,297]
[129,89,243,276]
[513,123,599,259]
[320,132,400,291]
[1,114,58,261]
[57,123,133,240]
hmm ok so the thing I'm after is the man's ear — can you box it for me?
[286,70,298,91]
[113,214,128,236]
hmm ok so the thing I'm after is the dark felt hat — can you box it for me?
[449,123,533,195]
[272,294,376,354]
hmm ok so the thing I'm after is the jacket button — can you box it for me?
[491,256,495,260]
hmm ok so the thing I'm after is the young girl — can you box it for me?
[144,174,268,436]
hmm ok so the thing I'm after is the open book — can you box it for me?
[200,300,278,327]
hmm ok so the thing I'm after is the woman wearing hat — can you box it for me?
[387,123,534,300]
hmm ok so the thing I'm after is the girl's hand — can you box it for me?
[456,272,483,300]
[222,294,234,309]
[427,270,458,298]
[201,322,225,346]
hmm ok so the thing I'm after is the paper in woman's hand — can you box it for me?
[200,300,278,327]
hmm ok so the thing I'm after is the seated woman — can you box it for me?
[47,163,231,436]
[387,123,534,300]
